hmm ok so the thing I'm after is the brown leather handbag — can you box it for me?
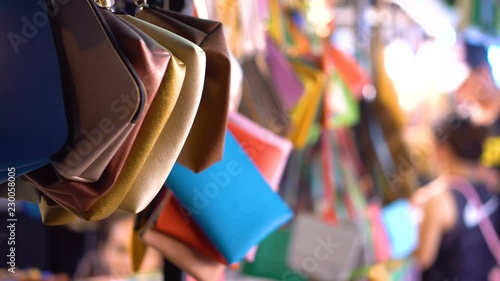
[27,6,176,220]
[49,0,146,183]
[136,6,231,172]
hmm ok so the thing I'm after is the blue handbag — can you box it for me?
[0,0,68,181]
[381,199,419,259]
[166,131,293,263]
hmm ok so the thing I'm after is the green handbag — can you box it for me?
[242,229,307,281]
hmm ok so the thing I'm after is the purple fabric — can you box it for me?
[265,35,304,110]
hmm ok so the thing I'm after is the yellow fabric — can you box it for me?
[482,137,500,167]
[38,197,77,225]
[287,61,325,148]
[117,15,206,213]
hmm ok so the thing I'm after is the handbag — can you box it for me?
[165,131,293,264]
[381,199,418,260]
[27,8,187,220]
[136,6,231,172]
[49,0,146,182]
[288,121,363,281]
[265,35,304,110]
[242,229,307,281]
[117,14,205,214]
[0,0,68,182]
[154,193,227,264]
[239,55,291,137]
[142,228,226,281]
[287,61,326,149]
[227,112,293,189]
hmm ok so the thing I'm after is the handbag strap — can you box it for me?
[447,176,500,265]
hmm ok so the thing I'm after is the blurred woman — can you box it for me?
[74,212,162,280]
[413,113,500,281]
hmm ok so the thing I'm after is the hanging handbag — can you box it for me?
[165,131,293,264]
[242,229,308,281]
[48,0,146,183]
[142,228,226,281]
[287,61,326,149]
[288,113,363,281]
[27,7,188,221]
[0,0,69,183]
[154,193,227,264]
[117,14,205,214]
[136,6,231,172]
[228,112,293,189]
[381,199,419,260]
[265,35,304,110]
[239,55,291,137]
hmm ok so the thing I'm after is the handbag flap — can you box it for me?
[165,131,293,263]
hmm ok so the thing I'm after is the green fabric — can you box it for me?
[242,229,308,281]
[327,72,360,128]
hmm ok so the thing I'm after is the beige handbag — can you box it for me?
[142,229,226,281]
[117,15,206,213]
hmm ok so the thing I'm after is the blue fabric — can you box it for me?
[0,0,68,169]
[0,161,49,184]
[166,131,293,263]
[382,199,419,260]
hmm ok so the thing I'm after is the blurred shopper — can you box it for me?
[456,36,500,190]
[74,212,162,280]
[413,113,500,281]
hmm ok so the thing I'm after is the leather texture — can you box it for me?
[227,112,292,189]
[143,229,226,281]
[154,193,227,264]
[49,0,144,182]
[0,0,68,175]
[118,15,205,214]
[165,131,293,263]
[27,9,176,221]
[136,7,231,172]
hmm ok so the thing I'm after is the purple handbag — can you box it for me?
[265,35,304,110]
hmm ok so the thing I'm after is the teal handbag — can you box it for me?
[165,131,293,264]
[242,229,307,281]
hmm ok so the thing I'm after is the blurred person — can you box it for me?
[456,34,500,188]
[74,212,162,280]
[412,113,500,281]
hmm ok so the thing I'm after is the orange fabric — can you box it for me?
[323,42,370,99]
[154,194,228,264]
[227,112,292,189]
